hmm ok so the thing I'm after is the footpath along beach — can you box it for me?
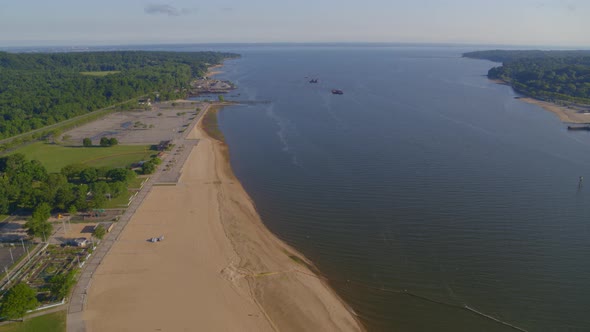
[81,103,362,331]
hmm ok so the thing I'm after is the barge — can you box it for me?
[567,126,590,131]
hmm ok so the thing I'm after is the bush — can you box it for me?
[99,137,110,147]
[0,283,39,319]
[99,137,118,147]
[68,205,77,217]
[93,225,106,240]
[82,137,92,147]
[141,161,156,175]
[49,270,77,300]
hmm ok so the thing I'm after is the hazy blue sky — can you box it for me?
[0,0,587,47]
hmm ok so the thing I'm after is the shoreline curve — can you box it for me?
[81,102,363,331]
[491,79,590,124]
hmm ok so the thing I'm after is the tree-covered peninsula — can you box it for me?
[463,50,590,104]
[0,51,237,140]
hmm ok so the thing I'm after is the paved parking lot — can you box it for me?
[64,102,203,145]
[0,246,26,271]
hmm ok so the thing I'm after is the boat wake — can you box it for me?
[264,103,302,167]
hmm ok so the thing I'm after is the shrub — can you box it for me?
[0,283,38,319]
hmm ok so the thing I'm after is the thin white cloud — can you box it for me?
[534,0,578,11]
[144,4,192,16]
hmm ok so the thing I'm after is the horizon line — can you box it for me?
[1,41,589,51]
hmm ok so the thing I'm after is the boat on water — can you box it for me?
[331,89,344,95]
[567,125,590,131]
[309,79,318,83]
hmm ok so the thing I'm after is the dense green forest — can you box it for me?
[463,50,590,104]
[0,153,137,215]
[0,51,237,140]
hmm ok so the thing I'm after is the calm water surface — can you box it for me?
[201,46,590,331]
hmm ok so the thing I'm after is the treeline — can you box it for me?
[463,50,590,104]
[463,50,590,63]
[0,100,137,154]
[0,51,238,140]
[0,153,137,216]
[0,51,232,74]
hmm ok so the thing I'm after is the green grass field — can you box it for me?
[103,190,134,209]
[0,215,8,223]
[14,142,154,173]
[80,71,120,76]
[128,176,147,189]
[0,311,66,332]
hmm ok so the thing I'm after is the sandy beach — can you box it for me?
[491,80,590,124]
[517,97,590,124]
[83,107,362,331]
[207,64,224,77]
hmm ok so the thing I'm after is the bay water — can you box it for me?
[199,45,590,331]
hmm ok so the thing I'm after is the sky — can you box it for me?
[0,0,588,47]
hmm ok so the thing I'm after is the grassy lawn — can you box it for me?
[0,311,66,332]
[128,176,148,189]
[0,215,8,223]
[103,190,135,209]
[80,71,120,76]
[13,142,154,173]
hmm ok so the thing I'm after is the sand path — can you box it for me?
[83,111,362,331]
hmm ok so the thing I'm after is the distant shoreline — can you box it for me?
[491,79,590,124]
[464,50,590,124]
[207,64,224,78]
[518,97,590,124]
